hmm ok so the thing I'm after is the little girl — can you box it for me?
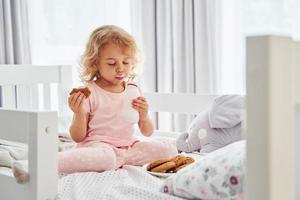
[59,25,178,174]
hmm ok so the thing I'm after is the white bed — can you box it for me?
[0,35,299,200]
[0,65,216,199]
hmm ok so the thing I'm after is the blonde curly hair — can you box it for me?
[80,25,140,83]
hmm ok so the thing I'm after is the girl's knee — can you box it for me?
[58,146,117,173]
[167,144,178,156]
[95,147,117,171]
[162,143,178,157]
[100,154,116,171]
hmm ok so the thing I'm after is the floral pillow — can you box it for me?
[161,140,246,200]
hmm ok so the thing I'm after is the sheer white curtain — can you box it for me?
[0,0,31,107]
[131,0,300,131]
[131,0,245,95]
[131,0,244,131]
[27,0,132,86]
[0,0,31,64]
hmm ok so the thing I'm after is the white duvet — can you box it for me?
[57,165,184,200]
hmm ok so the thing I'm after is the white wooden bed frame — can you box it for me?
[0,65,72,200]
[0,65,218,199]
[0,35,299,200]
[246,35,300,200]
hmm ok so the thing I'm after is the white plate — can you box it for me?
[143,164,174,178]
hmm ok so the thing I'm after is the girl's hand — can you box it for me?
[68,92,86,114]
[132,96,149,121]
[132,96,154,136]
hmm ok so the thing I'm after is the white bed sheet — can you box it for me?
[57,165,184,200]
[57,152,204,200]
[0,133,202,199]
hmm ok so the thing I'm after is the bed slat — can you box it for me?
[30,85,39,109]
[16,85,31,109]
[43,83,51,109]
[1,86,16,108]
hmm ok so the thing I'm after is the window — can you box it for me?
[28,0,132,86]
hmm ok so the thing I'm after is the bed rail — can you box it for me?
[144,92,219,114]
[0,109,58,200]
[0,65,72,114]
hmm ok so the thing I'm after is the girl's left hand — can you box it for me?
[132,96,149,121]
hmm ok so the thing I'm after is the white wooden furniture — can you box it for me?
[0,65,72,200]
[0,65,72,114]
[246,35,300,200]
[0,65,218,199]
[0,109,58,200]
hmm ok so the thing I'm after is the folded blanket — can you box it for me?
[0,139,27,168]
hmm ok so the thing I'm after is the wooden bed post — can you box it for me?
[28,111,58,200]
[0,109,58,200]
[247,36,299,200]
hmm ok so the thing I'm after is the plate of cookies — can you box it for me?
[144,155,195,178]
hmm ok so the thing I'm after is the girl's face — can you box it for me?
[96,42,133,88]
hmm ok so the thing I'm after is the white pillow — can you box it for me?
[161,140,246,200]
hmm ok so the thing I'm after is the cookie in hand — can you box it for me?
[69,87,91,98]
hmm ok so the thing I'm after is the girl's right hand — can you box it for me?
[68,92,86,114]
